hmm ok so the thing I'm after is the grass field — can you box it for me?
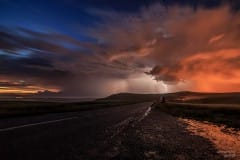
[0,91,239,129]
[156,102,240,129]
[0,99,149,118]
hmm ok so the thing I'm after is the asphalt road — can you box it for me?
[0,102,225,160]
[0,102,151,160]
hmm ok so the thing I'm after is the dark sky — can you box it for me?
[1,0,238,38]
[0,0,240,97]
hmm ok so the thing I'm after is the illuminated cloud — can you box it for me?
[87,4,240,93]
[179,49,240,92]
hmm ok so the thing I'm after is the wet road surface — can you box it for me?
[0,103,150,160]
[0,102,224,160]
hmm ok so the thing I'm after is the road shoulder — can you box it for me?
[105,109,224,160]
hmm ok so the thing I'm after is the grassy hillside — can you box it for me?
[99,91,240,104]
[97,93,160,102]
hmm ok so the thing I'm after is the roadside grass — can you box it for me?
[156,102,240,129]
[0,99,150,118]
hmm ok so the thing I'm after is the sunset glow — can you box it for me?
[0,85,60,94]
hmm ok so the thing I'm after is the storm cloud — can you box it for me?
[1,2,240,96]
[86,4,240,93]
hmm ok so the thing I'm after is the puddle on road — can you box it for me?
[180,118,240,159]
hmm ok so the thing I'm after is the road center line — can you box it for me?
[0,116,78,132]
[138,106,152,122]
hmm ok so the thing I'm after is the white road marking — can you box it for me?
[0,116,78,132]
[108,104,153,139]
[138,106,152,122]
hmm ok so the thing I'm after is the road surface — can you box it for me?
[0,102,224,160]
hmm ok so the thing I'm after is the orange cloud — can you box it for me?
[178,49,240,92]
